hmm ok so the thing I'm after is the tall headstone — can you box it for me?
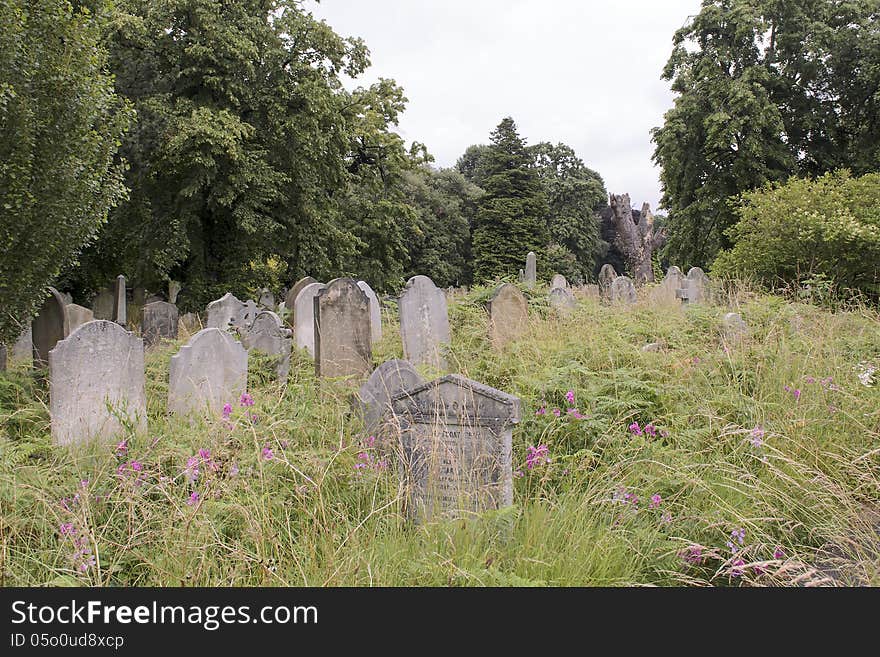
[550,274,568,290]
[293,282,325,357]
[356,359,426,441]
[168,328,248,416]
[357,281,383,343]
[258,288,275,310]
[391,374,521,520]
[65,304,94,333]
[488,283,528,346]
[285,276,318,326]
[32,287,69,367]
[598,264,618,301]
[653,266,683,304]
[243,311,292,379]
[524,252,537,287]
[168,281,182,304]
[142,301,179,346]
[48,321,146,445]
[399,275,450,370]
[314,278,372,379]
[113,275,127,326]
[91,288,114,320]
[610,276,637,305]
[549,286,577,312]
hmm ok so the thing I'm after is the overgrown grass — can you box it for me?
[1,283,878,586]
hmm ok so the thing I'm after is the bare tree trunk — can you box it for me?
[609,193,666,284]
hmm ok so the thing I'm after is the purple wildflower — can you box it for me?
[229,463,240,478]
[222,403,232,419]
[750,425,765,448]
[731,558,745,577]
[774,547,785,560]
[239,392,254,407]
[525,444,550,469]
[552,408,561,417]
[628,421,643,436]
[565,390,575,405]
[261,445,274,460]
[644,423,657,437]
[535,406,546,416]
[649,493,662,509]
[187,492,199,506]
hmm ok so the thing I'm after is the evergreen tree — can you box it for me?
[472,118,548,282]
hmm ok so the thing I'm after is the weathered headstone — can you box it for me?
[113,275,127,326]
[722,312,748,341]
[65,304,94,333]
[524,252,537,287]
[549,286,577,312]
[357,280,383,343]
[610,276,637,305]
[179,312,201,335]
[205,292,257,332]
[142,301,179,346]
[284,276,318,326]
[59,291,73,305]
[12,325,32,362]
[314,278,372,379]
[356,359,426,441]
[653,266,683,304]
[91,288,115,320]
[391,374,520,520]
[399,275,450,370]
[598,264,618,301]
[168,328,248,416]
[550,274,568,290]
[687,267,710,304]
[48,321,146,445]
[258,288,275,310]
[293,282,325,357]
[168,281,182,304]
[32,288,69,367]
[243,310,292,379]
[488,283,528,347]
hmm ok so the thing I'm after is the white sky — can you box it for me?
[308,0,703,212]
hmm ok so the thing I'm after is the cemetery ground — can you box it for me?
[1,283,879,587]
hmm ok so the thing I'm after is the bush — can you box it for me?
[712,171,880,297]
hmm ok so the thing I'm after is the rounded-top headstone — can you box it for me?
[48,320,146,445]
[142,300,179,346]
[722,312,748,340]
[488,283,528,346]
[243,310,292,379]
[598,264,618,300]
[293,282,325,357]
[357,280,382,343]
[285,276,318,326]
[550,274,568,290]
[314,278,372,379]
[168,328,248,416]
[686,267,711,303]
[399,275,450,370]
[356,359,426,440]
[549,286,577,312]
[609,276,637,305]
[32,287,69,367]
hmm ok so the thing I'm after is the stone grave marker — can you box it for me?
[610,276,637,305]
[285,276,318,326]
[722,312,748,342]
[598,264,618,301]
[549,286,577,312]
[65,304,94,333]
[314,278,372,379]
[243,310,292,379]
[91,288,114,320]
[32,287,69,367]
[168,328,248,416]
[488,283,528,346]
[12,325,32,362]
[142,301,179,346]
[293,282,325,357]
[0,344,6,372]
[206,292,257,332]
[48,320,146,445]
[653,266,683,304]
[676,267,711,305]
[390,374,520,520]
[168,281,182,304]
[399,275,450,370]
[356,359,426,442]
[550,274,568,290]
[258,288,275,310]
[113,275,127,326]
[524,252,537,287]
[357,280,382,343]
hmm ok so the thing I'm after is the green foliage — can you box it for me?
[713,171,880,297]
[653,0,880,269]
[0,0,132,344]
[472,118,549,282]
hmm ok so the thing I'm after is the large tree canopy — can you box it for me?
[0,0,132,345]
[652,0,880,269]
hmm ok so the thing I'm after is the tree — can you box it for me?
[0,0,132,345]
[472,118,549,282]
[652,0,880,268]
[607,194,666,284]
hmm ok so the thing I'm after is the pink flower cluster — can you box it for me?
[525,444,550,469]
[535,390,589,421]
[628,421,666,437]
[57,488,96,573]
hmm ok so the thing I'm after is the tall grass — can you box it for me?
[1,282,878,586]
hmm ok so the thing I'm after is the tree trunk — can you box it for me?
[609,193,666,284]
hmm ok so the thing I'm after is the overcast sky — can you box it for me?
[309,0,703,212]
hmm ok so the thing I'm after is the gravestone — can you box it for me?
[65,304,94,333]
[142,301,179,346]
[524,252,537,287]
[48,320,146,445]
[391,374,520,520]
[293,282,325,357]
[550,274,568,290]
[113,275,127,326]
[357,280,383,343]
[206,292,256,332]
[356,359,426,441]
[653,266,683,304]
[144,294,163,305]
[179,312,201,335]
[581,284,600,300]
[59,291,73,305]
[518,269,524,283]
[168,328,248,416]
[243,310,292,379]
[0,344,5,372]
[598,264,618,301]
[722,312,748,341]
[610,276,637,305]
[12,325,32,362]
[399,275,450,370]
[549,286,577,312]
[32,288,69,367]
[285,276,318,326]
[258,288,275,310]
[168,281,182,304]
[91,288,114,320]
[676,267,711,305]
[488,283,528,346]
[314,278,372,379]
